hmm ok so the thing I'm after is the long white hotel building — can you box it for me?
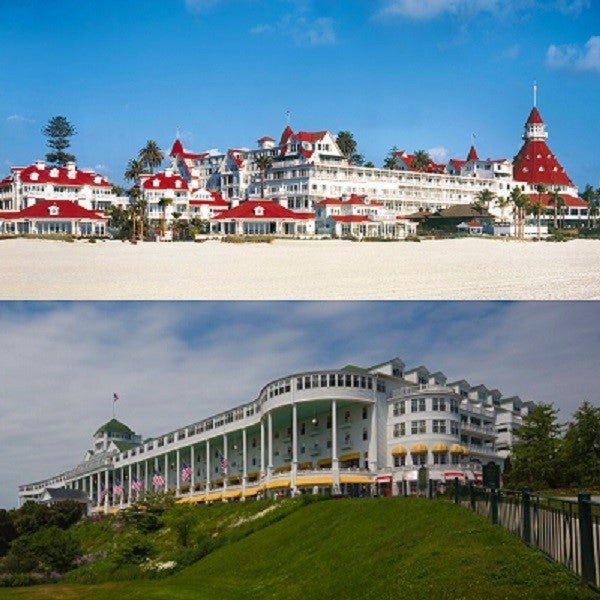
[19,358,532,510]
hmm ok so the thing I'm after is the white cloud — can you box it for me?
[502,44,520,59]
[251,23,273,35]
[428,146,449,163]
[554,0,591,15]
[546,36,600,74]
[378,0,500,19]
[6,114,33,124]
[184,0,225,13]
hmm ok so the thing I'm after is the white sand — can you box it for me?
[1,237,599,300]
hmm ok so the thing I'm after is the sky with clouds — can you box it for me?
[0,0,598,189]
[1,300,598,508]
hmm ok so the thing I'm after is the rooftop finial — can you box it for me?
[285,110,291,126]
[533,81,537,108]
[176,125,181,140]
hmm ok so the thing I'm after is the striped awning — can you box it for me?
[339,452,361,462]
[296,475,333,487]
[411,443,428,454]
[266,478,290,489]
[340,474,373,484]
[391,445,408,456]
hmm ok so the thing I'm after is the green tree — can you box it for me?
[124,158,145,183]
[410,150,431,172]
[580,184,596,229]
[0,509,17,556]
[255,154,273,198]
[530,200,544,239]
[473,188,496,213]
[510,186,529,240]
[496,195,511,223]
[158,196,173,238]
[336,131,364,166]
[505,403,563,489]
[138,140,164,174]
[42,116,76,166]
[383,146,400,170]
[561,401,600,487]
[548,188,564,230]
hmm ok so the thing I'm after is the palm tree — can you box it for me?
[496,196,511,223]
[124,158,145,183]
[510,186,529,240]
[139,140,164,174]
[473,188,496,213]
[580,184,595,229]
[383,146,400,170]
[157,196,173,238]
[530,200,544,239]
[255,155,273,199]
[137,198,148,241]
[548,189,564,230]
[411,150,431,172]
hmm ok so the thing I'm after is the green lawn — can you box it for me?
[0,498,596,599]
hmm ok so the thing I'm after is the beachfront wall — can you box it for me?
[19,357,527,510]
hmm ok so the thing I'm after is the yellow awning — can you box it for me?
[432,442,448,453]
[206,492,223,502]
[411,442,428,454]
[317,457,332,467]
[339,452,361,462]
[274,464,291,474]
[391,444,408,456]
[340,474,373,484]
[266,478,290,489]
[298,461,313,470]
[296,475,333,487]
[243,487,260,497]
[450,443,465,454]
[222,490,241,499]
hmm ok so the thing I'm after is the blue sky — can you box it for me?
[1,0,598,190]
[1,300,598,508]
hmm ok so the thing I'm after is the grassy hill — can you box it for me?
[0,497,596,599]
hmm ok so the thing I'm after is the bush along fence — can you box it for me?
[449,479,600,591]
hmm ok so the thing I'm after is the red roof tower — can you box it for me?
[512,105,574,188]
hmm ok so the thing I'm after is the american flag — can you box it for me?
[181,463,192,483]
[152,470,165,489]
[113,480,123,497]
[98,484,107,503]
[131,476,143,492]
[217,449,229,474]
[113,392,119,402]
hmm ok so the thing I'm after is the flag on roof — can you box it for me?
[181,463,192,483]
[113,393,119,402]
[131,476,143,492]
[152,471,165,489]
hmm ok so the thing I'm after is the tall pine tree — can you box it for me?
[42,116,76,166]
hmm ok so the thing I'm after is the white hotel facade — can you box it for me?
[19,358,533,510]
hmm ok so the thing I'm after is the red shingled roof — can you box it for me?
[2,200,106,220]
[141,172,188,191]
[526,193,586,208]
[213,200,313,220]
[513,140,574,187]
[466,145,479,161]
[169,139,209,160]
[15,164,112,188]
[526,107,544,125]
[331,214,370,223]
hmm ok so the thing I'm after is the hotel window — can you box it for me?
[393,455,406,467]
[329,374,337,386]
[433,453,447,465]
[326,440,332,449]
[432,398,446,411]
[344,433,351,445]
[297,377,303,390]
[344,410,351,423]
[300,444,305,454]
[432,419,447,434]
[412,453,427,466]
[304,376,311,389]
[320,374,328,387]
[362,406,368,420]
[411,420,426,435]
[326,415,332,429]
[362,428,368,441]
[393,423,401,438]
[312,375,319,387]
[450,421,459,435]
[367,377,373,389]
[300,422,306,435]
[345,374,352,387]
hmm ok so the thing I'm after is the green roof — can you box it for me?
[94,418,135,437]
[113,440,140,451]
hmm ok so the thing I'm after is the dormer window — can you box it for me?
[50,168,59,178]
[48,204,59,216]
[30,172,39,181]
[254,206,264,216]
[153,179,160,187]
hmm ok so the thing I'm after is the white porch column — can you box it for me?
[368,401,378,471]
[144,461,148,496]
[164,454,169,492]
[206,440,211,491]
[119,467,124,508]
[332,400,339,492]
[176,449,181,495]
[260,419,266,477]
[104,470,109,512]
[292,403,298,490]
[222,434,228,493]
[128,465,132,505]
[267,412,273,475]
[88,475,92,502]
[242,428,248,489]
[190,445,195,495]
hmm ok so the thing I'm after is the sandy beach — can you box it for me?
[1,237,599,300]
